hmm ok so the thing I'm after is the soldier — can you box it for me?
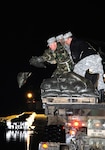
[63,31,105,95]
[56,34,64,46]
[56,33,74,69]
[29,37,73,77]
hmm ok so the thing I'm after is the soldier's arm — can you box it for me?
[29,48,57,68]
[42,49,57,64]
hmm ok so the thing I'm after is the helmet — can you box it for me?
[47,37,56,46]
[63,32,72,40]
[56,34,64,42]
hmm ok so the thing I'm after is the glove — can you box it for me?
[29,56,46,68]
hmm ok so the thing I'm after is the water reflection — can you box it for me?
[6,130,34,142]
[5,129,39,150]
[0,113,46,150]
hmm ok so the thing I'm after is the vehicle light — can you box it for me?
[81,122,85,126]
[67,122,71,126]
[68,120,86,128]
[69,129,76,135]
[95,123,101,127]
[74,121,79,126]
[72,120,80,128]
[41,143,48,149]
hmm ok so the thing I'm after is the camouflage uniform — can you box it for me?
[40,42,73,77]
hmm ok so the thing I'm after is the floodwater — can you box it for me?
[0,110,47,150]
[0,125,45,150]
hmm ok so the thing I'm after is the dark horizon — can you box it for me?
[0,2,105,115]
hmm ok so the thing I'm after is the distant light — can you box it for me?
[27,92,33,99]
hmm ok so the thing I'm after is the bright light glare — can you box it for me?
[27,92,33,99]
[73,121,79,127]
[70,129,76,135]
[42,143,48,149]
[95,123,101,127]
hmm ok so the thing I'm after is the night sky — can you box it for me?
[0,2,105,115]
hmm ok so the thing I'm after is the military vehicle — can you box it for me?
[17,44,105,149]
[38,71,105,150]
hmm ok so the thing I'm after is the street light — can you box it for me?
[26,91,36,104]
[27,92,33,99]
